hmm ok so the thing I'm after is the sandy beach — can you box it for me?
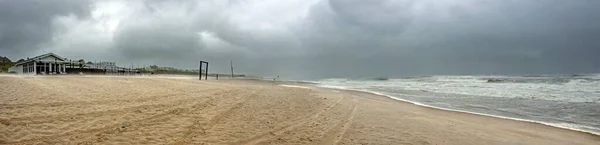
[0,75,598,145]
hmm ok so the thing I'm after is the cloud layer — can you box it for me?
[1,0,600,79]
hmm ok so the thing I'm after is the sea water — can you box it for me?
[310,74,600,134]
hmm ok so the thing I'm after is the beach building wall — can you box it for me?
[11,53,70,75]
[10,53,141,75]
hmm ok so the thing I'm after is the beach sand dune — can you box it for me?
[0,76,598,144]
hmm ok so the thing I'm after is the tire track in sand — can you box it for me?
[170,89,258,145]
[5,89,228,126]
[5,91,221,145]
[319,104,358,145]
[0,88,219,109]
[231,95,345,145]
[7,107,189,144]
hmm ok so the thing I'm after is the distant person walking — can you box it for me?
[272,76,279,85]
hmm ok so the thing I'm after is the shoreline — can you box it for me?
[2,74,597,136]
[304,84,600,136]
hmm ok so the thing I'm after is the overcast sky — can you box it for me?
[1,0,599,79]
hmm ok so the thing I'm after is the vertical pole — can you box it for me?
[230,61,234,78]
[205,62,208,80]
[199,61,202,80]
[33,62,37,74]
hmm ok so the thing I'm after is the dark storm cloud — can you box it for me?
[328,0,414,34]
[1,0,600,79]
[113,6,200,64]
[0,0,91,58]
[293,0,600,78]
[424,0,600,75]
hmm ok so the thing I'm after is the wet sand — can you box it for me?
[0,75,598,144]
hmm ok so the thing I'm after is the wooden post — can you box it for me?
[230,61,234,78]
[205,62,208,80]
[199,61,202,80]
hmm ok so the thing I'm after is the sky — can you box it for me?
[1,0,599,79]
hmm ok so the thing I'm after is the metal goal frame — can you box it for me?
[199,61,208,80]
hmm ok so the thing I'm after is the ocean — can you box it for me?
[308,74,600,134]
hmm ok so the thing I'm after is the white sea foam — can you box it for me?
[318,76,600,103]
[279,84,311,89]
